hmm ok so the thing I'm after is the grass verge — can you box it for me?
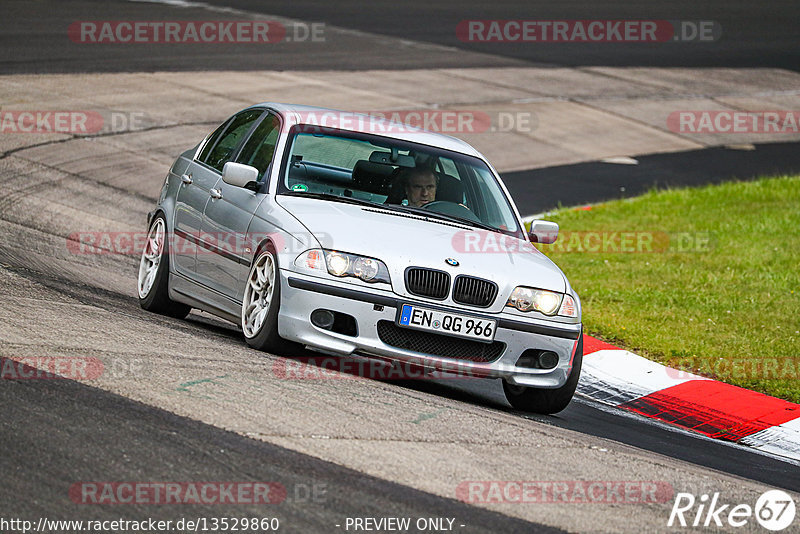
[533,175,800,402]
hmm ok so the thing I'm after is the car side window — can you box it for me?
[197,120,231,163]
[235,112,281,181]
[202,109,264,173]
[437,157,459,178]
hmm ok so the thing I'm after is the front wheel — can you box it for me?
[503,333,583,414]
[242,247,289,353]
[137,214,191,319]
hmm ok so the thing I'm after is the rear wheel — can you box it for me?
[137,214,191,319]
[503,333,583,414]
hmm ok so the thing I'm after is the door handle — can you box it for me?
[181,173,192,184]
[209,188,223,199]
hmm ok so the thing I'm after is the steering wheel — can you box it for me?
[421,201,482,223]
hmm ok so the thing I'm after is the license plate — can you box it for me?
[397,304,496,342]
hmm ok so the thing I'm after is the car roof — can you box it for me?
[251,102,484,159]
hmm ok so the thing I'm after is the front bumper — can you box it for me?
[278,271,582,388]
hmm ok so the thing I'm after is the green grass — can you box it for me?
[533,175,800,402]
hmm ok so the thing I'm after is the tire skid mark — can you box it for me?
[0,121,216,161]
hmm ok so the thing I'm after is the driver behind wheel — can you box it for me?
[401,167,438,207]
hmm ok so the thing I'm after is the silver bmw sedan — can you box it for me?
[138,103,583,413]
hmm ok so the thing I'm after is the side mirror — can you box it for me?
[222,162,259,191]
[528,220,559,244]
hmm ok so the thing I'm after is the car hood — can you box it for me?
[278,196,566,294]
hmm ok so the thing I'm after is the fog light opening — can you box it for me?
[538,351,559,370]
[311,309,335,330]
[311,309,358,337]
[515,349,559,370]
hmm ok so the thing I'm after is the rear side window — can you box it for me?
[201,109,264,172]
[235,113,281,181]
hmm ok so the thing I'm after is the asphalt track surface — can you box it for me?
[2,0,800,532]
[2,0,799,73]
[198,0,800,70]
[0,369,556,533]
[503,141,800,213]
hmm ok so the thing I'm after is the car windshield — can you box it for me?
[277,126,523,237]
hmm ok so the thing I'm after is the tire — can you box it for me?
[137,214,191,319]
[503,333,583,414]
[242,246,294,353]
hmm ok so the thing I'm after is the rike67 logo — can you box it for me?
[668,490,796,531]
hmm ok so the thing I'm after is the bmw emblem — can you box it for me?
[445,258,459,267]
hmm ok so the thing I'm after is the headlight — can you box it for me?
[352,257,380,281]
[326,251,350,276]
[507,286,567,316]
[295,249,391,284]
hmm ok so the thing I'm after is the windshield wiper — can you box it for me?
[392,205,500,232]
[281,192,512,234]
[280,191,377,208]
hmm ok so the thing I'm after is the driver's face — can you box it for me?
[406,173,437,207]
